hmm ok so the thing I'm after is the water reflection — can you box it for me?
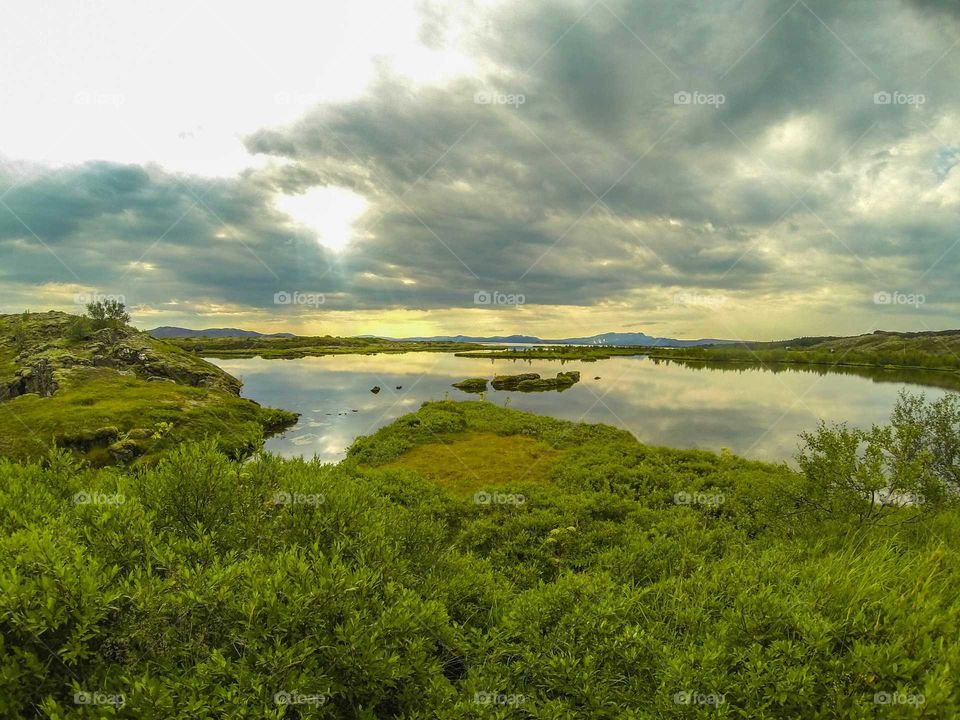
[209,353,955,464]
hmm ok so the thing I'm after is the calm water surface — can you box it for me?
[208,353,955,464]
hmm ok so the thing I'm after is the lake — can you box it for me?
[208,353,956,464]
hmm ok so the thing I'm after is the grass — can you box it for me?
[4,398,960,716]
[0,311,297,465]
[379,431,561,496]
[165,334,504,359]
[0,367,295,465]
[455,346,645,361]
[646,329,960,374]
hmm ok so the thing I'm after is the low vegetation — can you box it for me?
[647,329,960,374]
[455,346,645,361]
[4,395,958,717]
[456,331,960,389]
[0,311,297,465]
[165,334,501,359]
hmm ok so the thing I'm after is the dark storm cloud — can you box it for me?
[2,0,959,325]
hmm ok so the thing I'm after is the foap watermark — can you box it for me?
[673,292,727,308]
[674,491,725,507]
[473,290,525,306]
[874,691,925,707]
[272,491,325,506]
[673,691,725,706]
[874,91,925,107]
[474,90,525,108]
[474,691,526,706]
[873,291,925,308]
[73,292,125,306]
[474,491,525,506]
[274,290,325,307]
[74,691,125,708]
[73,91,125,108]
[74,491,125,506]
[274,691,328,706]
[674,91,725,108]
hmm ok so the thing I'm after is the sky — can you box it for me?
[1,0,958,341]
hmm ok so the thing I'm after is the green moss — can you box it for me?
[452,377,488,393]
[0,312,299,466]
[1,367,295,465]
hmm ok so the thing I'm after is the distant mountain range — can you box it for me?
[149,327,734,346]
[148,327,295,339]
[378,331,737,347]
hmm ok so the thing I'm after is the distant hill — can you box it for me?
[387,331,736,347]
[149,327,295,339]
[153,328,735,346]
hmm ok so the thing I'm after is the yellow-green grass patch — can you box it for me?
[379,431,563,497]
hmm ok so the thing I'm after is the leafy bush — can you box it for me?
[795,392,959,524]
[85,299,130,329]
[0,399,958,717]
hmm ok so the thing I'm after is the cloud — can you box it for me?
[2,0,959,337]
[904,0,960,19]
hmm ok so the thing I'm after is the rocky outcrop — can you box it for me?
[0,359,59,401]
[1,312,243,398]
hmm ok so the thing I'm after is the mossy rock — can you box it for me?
[491,373,541,390]
[93,426,120,441]
[108,438,144,462]
[125,427,155,440]
[516,372,581,392]
[452,378,488,393]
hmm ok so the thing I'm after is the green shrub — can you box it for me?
[0,399,958,717]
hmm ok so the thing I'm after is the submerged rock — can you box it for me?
[452,377,488,393]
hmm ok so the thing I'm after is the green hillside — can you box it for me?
[0,312,296,465]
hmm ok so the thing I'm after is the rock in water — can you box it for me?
[452,378,488,393]
[491,373,540,390]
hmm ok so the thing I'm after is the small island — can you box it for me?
[491,371,580,392]
[452,377,488,393]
